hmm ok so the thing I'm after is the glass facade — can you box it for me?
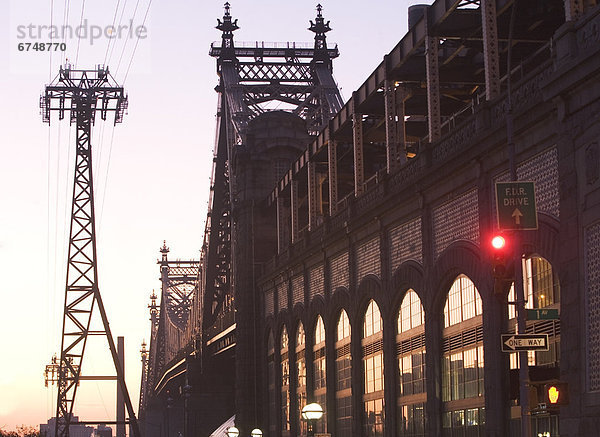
[336,310,352,437]
[442,407,486,437]
[397,290,426,436]
[363,300,384,437]
[314,316,327,433]
[264,265,561,437]
[268,332,276,436]
[280,327,290,432]
[296,322,307,435]
[398,403,426,437]
[442,275,484,436]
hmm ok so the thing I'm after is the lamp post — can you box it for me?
[226,426,239,437]
[301,403,323,437]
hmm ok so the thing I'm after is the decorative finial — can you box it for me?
[309,3,332,58]
[216,2,239,60]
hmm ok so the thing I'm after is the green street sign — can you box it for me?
[495,181,538,230]
[526,308,560,320]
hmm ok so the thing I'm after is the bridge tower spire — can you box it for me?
[217,2,239,61]
[310,3,333,67]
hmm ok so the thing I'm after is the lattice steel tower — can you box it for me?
[41,65,140,437]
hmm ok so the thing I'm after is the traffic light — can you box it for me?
[491,234,508,278]
[490,234,514,295]
[544,382,569,406]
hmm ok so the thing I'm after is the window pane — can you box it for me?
[337,310,351,341]
[315,316,325,345]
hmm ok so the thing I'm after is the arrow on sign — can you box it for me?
[512,208,523,225]
[504,336,517,350]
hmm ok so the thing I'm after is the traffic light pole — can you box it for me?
[506,3,531,435]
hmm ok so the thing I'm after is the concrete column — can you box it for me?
[424,310,443,437]
[383,313,398,437]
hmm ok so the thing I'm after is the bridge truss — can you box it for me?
[201,2,343,344]
[141,4,343,434]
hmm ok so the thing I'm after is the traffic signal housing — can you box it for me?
[491,234,509,278]
[490,233,514,295]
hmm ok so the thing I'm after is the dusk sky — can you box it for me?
[0,0,422,431]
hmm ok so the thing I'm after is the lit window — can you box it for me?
[398,290,424,334]
[364,300,382,337]
[443,275,482,328]
[337,309,351,341]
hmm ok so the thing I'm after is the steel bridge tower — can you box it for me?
[138,4,343,435]
[202,2,343,433]
[41,65,140,437]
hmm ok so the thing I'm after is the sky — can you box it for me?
[0,0,423,431]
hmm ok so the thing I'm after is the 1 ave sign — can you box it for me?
[501,334,549,352]
[495,181,538,230]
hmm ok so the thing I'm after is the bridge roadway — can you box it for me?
[140,2,600,437]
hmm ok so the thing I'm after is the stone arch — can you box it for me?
[390,260,426,320]
[355,275,386,321]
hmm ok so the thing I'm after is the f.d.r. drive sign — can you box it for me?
[495,181,538,230]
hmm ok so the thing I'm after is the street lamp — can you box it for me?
[301,403,323,437]
[226,426,239,437]
[250,429,262,437]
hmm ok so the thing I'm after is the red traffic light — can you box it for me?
[491,235,506,249]
[490,234,513,284]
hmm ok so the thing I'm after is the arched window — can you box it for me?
[268,331,276,436]
[296,322,307,435]
[397,290,426,437]
[442,275,484,436]
[363,300,384,437]
[314,316,327,433]
[335,310,352,437]
[281,327,290,433]
[444,274,483,328]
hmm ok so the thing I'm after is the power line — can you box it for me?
[99,125,117,230]
[123,0,153,83]
[107,0,130,66]
[115,0,141,77]
[104,0,122,66]
[75,0,87,66]
[60,0,72,65]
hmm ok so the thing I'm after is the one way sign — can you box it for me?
[501,334,549,352]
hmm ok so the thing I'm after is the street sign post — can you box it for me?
[526,308,559,320]
[501,334,549,352]
[495,181,538,230]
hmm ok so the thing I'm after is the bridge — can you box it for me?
[139,1,600,437]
